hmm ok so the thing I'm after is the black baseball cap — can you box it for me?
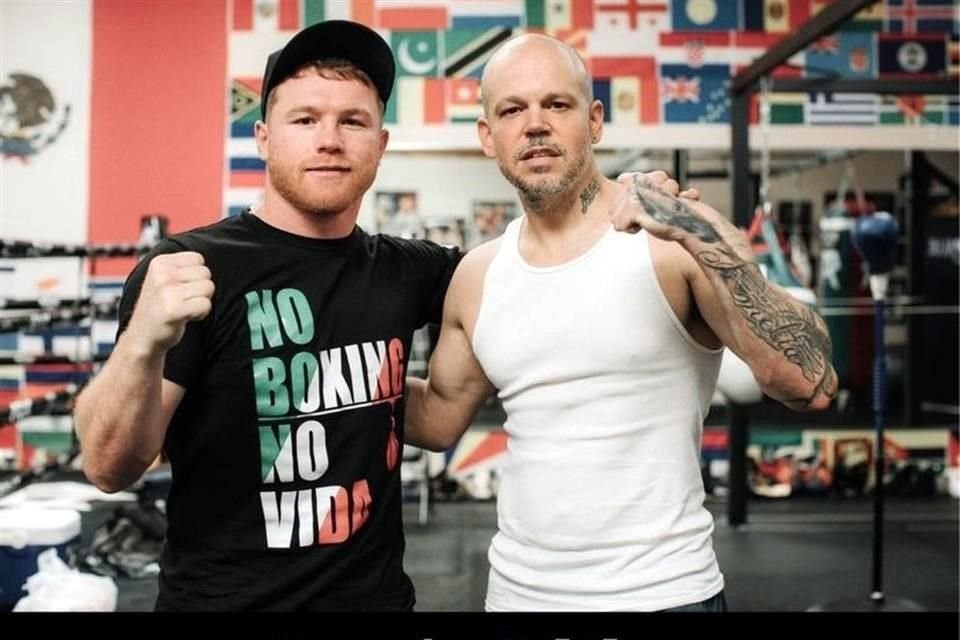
[260,20,396,120]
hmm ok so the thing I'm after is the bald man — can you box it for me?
[405,34,836,612]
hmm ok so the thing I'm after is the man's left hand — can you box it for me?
[615,170,700,201]
[610,172,722,244]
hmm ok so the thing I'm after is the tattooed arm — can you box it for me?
[610,175,837,411]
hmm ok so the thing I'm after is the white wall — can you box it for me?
[362,153,519,229]
[365,148,959,232]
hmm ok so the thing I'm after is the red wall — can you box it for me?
[88,0,227,276]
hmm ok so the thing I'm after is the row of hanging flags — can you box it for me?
[227,0,959,211]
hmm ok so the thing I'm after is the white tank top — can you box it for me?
[473,217,724,611]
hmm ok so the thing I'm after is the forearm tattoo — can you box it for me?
[631,175,720,241]
[580,178,600,215]
[698,247,836,405]
[630,174,835,405]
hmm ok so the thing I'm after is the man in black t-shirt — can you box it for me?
[74,20,460,611]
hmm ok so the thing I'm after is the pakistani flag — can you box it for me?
[391,31,440,77]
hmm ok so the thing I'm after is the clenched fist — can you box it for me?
[127,252,215,353]
[609,172,722,244]
[615,170,701,201]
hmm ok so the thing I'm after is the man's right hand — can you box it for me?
[127,252,215,353]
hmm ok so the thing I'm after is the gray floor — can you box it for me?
[402,494,959,612]
[108,493,958,613]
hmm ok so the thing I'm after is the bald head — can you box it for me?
[480,34,593,116]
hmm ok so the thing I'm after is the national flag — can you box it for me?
[228,76,266,206]
[743,0,811,33]
[1,0,90,246]
[222,25,289,212]
[886,0,959,35]
[659,32,796,71]
[377,2,448,30]
[525,0,594,29]
[392,31,441,77]
[443,27,515,78]
[805,93,878,125]
[226,136,264,217]
[447,429,508,481]
[594,76,647,124]
[230,78,262,138]
[661,64,729,123]
[879,95,948,125]
[229,1,301,78]
[447,77,483,123]
[298,0,372,26]
[768,92,806,124]
[878,34,948,77]
[449,0,523,29]
[811,0,884,32]
[589,1,668,56]
[387,77,446,126]
[316,0,376,27]
[609,76,641,124]
[228,0,286,218]
[879,94,958,126]
[242,0,363,26]
[658,31,731,68]
[591,57,659,123]
[806,30,876,78]
[232,0,291,31]
[233,0,340,32]
[595,0,665,30]
[670,0,739,31]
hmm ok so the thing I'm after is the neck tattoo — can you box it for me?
[579,178,600,215]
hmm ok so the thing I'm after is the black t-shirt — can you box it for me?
[117,212,461,611]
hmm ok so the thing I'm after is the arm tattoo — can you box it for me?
[629,174,835,403]
[631,175,720,242]
[580,178,600,215]
[698,247,836,404]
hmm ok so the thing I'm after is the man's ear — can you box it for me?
[377,127,389,161]
[477,117,496,159]
[254,120,268,161]
[589,100,604,144]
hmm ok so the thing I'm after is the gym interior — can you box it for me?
[0,0,957,625]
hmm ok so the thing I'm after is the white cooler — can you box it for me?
[0,507,81,610]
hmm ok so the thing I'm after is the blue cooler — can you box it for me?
[0,508,82,611]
